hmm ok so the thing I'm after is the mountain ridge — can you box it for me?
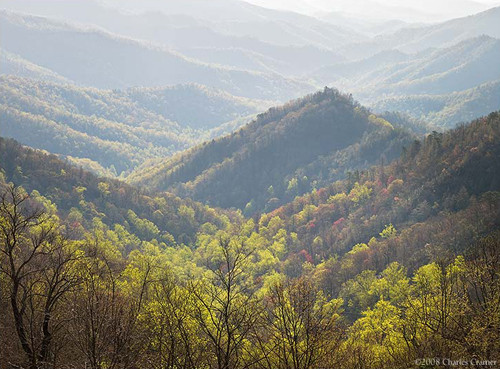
[128,88,416,211]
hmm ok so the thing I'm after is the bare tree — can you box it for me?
[139,272,209,369]
[189,237,261,369]
[67,238,150,369]
[0,184,80,369]
[259,277,343,369]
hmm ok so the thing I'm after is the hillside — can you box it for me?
[373,80,500,128]
[235,111,500,361]
[0,48,71,84]
[259,111,500,264]
[128,88,416,211]
[387,5,500,52]
[312,36,500,128]
[312,49,410,84]
[123,85,270,130]
[1,2,500,368]
[0,136,232,247]
[369,36,500,96]
[0,10,314,100]
[2,111,500,369]
[0,76,268,176]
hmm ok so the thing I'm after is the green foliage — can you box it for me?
[368,114,394,129]
[343,299,405,369]
[1,106,500,368]
[379,223,397,239]
[349,182,373,204]
[0,136,230,247]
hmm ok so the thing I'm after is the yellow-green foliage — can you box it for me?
[379,223,397,239]
[343,299,404,369]
[368,114,394,129]
[349,182,372,204]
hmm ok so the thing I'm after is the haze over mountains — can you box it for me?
[1,1,498,124]
[0,0,352,75]
[1,2,500,368]
[245,0,500,21]
[313,34,500,99]
[373,80,500,127]
[0,0,499,179]
[0,10,314,101]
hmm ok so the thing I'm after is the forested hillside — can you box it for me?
[375,36,500,96]
[373,80,500,128]
[0,137,232,246]
[1,111,499,369]
[260,111,500,266]
[0,76,268,176]
[0,48,71,84]
[1,2,500,368]
[128,88,416,211]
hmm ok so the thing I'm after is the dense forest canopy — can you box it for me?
[1,2,499,368]
[0,75,268,177]
[1,111,500,368]
[128,88,417,212]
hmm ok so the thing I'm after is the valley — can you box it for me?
[0,1,499,368]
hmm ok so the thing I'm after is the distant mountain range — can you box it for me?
[313,35,500,127]
[0,0,499,186]
[1,1,499,131]
[315,35,500,95]
[0,10,314,101]
[341,6,500,58]
[0,0,351,76]
[372,80,500,127]
[283,0,495,22]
